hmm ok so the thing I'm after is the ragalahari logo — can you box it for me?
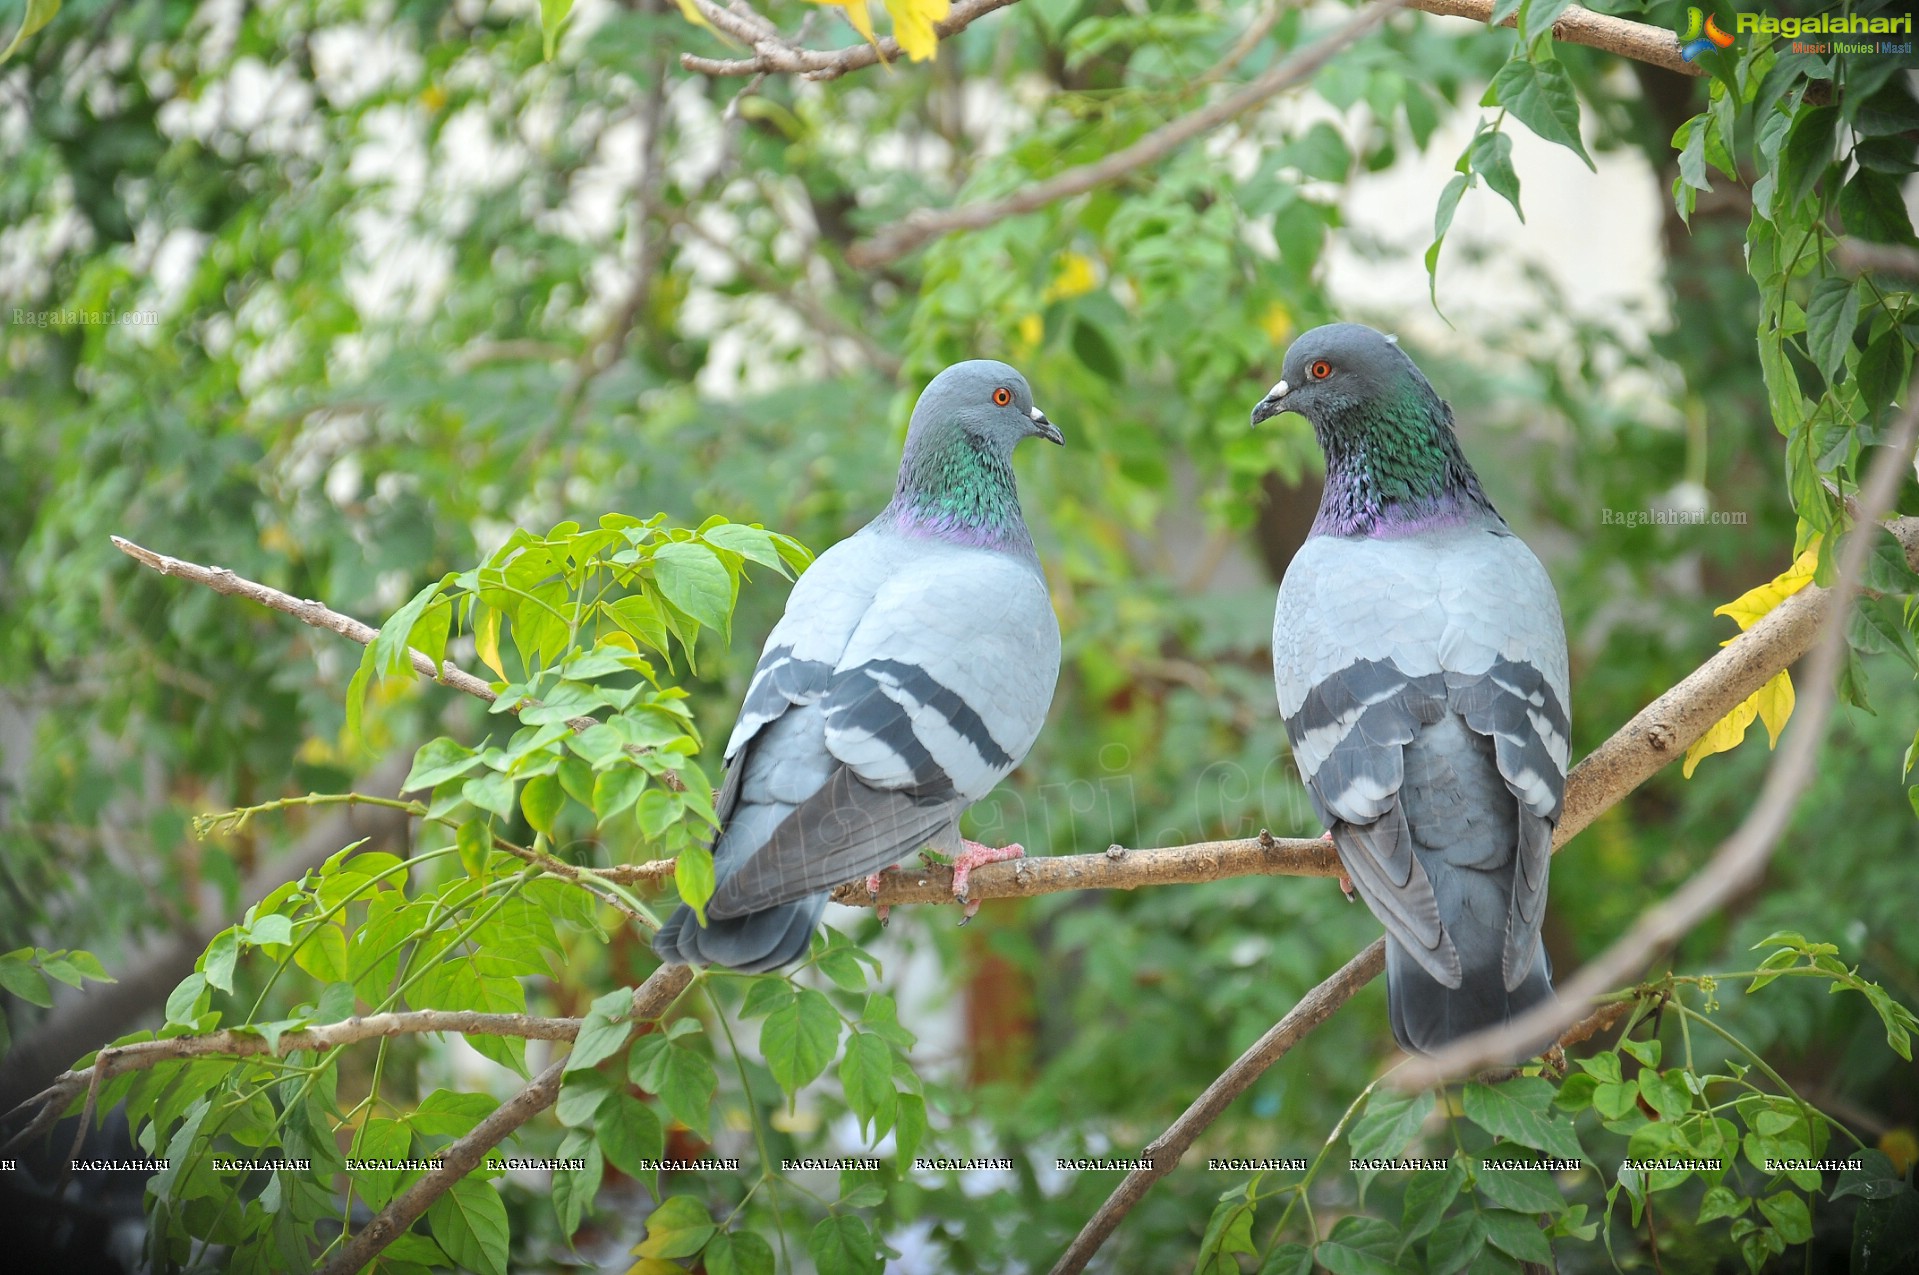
[1677,7,1736,61]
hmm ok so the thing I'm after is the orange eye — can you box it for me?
[993,387,1013,406]
[1310,360,1333,380]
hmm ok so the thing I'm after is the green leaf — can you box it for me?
[0,0,59,65]
[62,949,113,982]
[808,1214,881,1275]
[1700,1184,1749,1223]
[1426,1208,1489,1275]
[293,921,349,982]
[629,1032,717,1138]
[705,1229,776,1275]
[1317,1218,1405,1275]
[553,1128,602,1237]
[425,1177,510,1275]
[1485,53,1593,169]
[462,770,515,819]
[1804,277,1861,380]
[1400,1157,1466,1243]
[839,1031,896,1138]
[1841,170,1919,245]
[568,987,634,1071]
[651,542,734,637]
[1426,173,1470,298]
[538,0,572,61]
[1779,106,1837,212]
[598,1092,665,1178]
[1469,129,1522,221]
[1475,1154,1566,1214]
[1481,1208,1553,1263]
[520,772,563,836]
[165,972,208,1025]
[592,764,646,822]
[762,986,841,1099]
[1516,0,1574,46]
[636,1195,717,1259]
[674,843,716,922]
[197,930,238,995]
[1349,1089,1434,1163]
[408,1090,500,1138]
[1462,1080,1583,1163]
[556,1068,614,1127]
[1258,1242,1313,1275]
[1757,1190,1813,1244]
[0,954,51,1006]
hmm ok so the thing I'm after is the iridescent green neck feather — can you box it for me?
[1313,378,1499,538]
[885,426,1034,554]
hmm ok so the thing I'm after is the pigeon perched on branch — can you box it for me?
[654,361,1063,972]
[1255,324,1569,1056]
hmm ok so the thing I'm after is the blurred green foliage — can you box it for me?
[2,0,1917,1270]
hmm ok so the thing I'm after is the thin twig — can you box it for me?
[846,0,1414,268]
[681,0,1022,81]
[316,964,694,1275]
[1399,395,1919,1088]
[5,1011,586,1152]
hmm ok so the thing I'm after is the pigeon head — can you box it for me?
[1251,323,1426,428]
[890,360,1060,550]
[909,360,1062,455]
[1251,323,1496,537]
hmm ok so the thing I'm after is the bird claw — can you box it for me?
[951,840,1024,923]
[1320,831,1355,902]
[865,870,892,927]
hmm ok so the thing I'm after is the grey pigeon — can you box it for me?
[1253,324,1569,1056]
[654,361,1063,972]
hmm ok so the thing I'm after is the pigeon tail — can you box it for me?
[653,894,827,974]
[1386,935,1555,1059]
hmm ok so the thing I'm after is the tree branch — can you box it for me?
[316,963,694,1275]
[109,536,501,707]
[1397,397,1919,1088]
[846,0,1414,269]
[680,0,1022,81]
[1833,237,1919,280]
[5,1011,586,1151]
[1407,0,1703,77]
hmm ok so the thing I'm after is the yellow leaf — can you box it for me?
[807,0,877,50]
[672,0,715,34]
[1754,669,1794,748]
[1682,692,1759,779]
[882,0,950,61]
[1042,251,1100,303]
[1259,300,1293,345]
[1713,544,1819,632]
[475,606,507,681]
[1015,313,1043,351]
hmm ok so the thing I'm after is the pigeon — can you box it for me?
[653,361,1064,973]
[1253,324,1569,1057]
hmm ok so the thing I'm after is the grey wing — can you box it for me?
[710,550,1060,916]
[1274,531,1570,991]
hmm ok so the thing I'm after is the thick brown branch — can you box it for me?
[317,964,695,1275]
[1407,0,1702,77]
[846,0,1414,268]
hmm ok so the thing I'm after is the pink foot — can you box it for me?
[865,870,892,926]
[1320,830,1355,902]
[952,840,1024,924]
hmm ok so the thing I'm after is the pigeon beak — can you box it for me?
[1030,404,1064,445]
[1250,379,1289,426]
